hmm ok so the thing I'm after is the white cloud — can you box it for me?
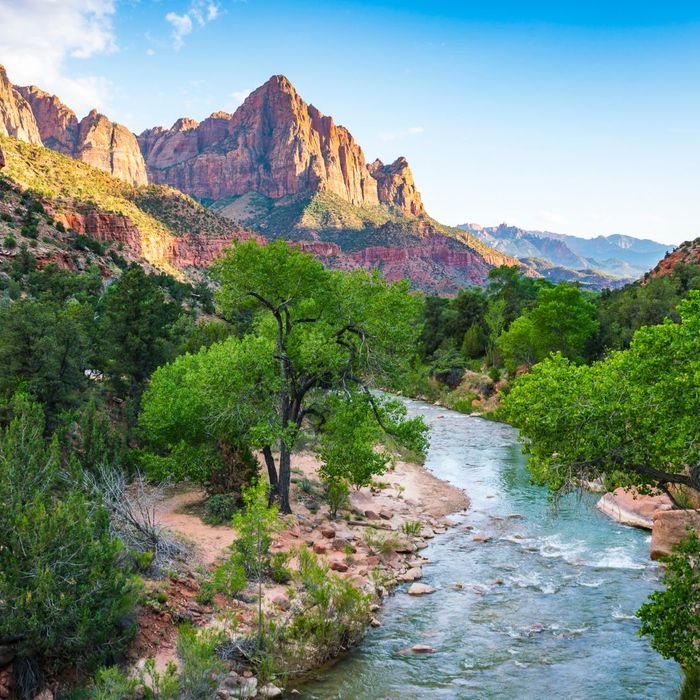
[166,11,193,49]
[0,0,116,113]
[380,126,425,142]
[165,1,220,49]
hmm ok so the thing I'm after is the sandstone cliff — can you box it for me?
[16,85,79,154]
[75,109,148,187]
[368,157,425,217]
[0,66,147,187]
[0,66,42,145]
[139,76,383,206]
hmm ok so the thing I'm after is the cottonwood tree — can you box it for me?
[190,240,427,513]
[503,291,700,500]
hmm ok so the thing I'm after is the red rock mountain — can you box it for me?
[0,66,42,145]
[0,66,147,186]
[138,75,424,216]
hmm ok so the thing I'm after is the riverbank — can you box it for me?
[128,451,469,696]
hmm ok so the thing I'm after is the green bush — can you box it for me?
[21,223,38,239]
[325,479,349,519]
[0,396,138,695]
[4,234,16,248]
[176,625,227,700]
[638,529,700,669]
[204,493,238,525]
[73,233,105,256]
[0,212,12,223]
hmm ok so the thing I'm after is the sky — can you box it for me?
[1,1,699,244]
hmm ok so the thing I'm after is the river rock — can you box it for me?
[320,525,336,538]
[312,541,328,554]
[651,509,700,560]
[259,684,283,698]
[370,617,381,627]
[330,560,349,572]
[407,583,435,596]
[411,644,436,653]
[472,535,491,542]
[597,488,673,530]
[400,567,423,582]
[393,538,414,553]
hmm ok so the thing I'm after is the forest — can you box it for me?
[1,227,699,698]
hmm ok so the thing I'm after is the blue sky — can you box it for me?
[1,1,699,244]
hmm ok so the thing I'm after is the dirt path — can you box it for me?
[155,488,237,565]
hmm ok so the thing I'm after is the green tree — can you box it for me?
[497,284,598,373]
[211,240,427,513]
[0,395,137,696]
[0,297,90,425]
[140,334,279,496]
[97,266,181,400]
[462,322,486,359]
[637,530,700,671]
[503,291,700,496]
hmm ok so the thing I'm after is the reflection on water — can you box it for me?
[302,399,681,699]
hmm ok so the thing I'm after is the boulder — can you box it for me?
[597,488,673,530]
[400,567,423,582]
[329,560,349,572]
[320,525,336,539]
[312,541,328,555]
[651,509,700,560]
[364,510,381,520]
[259,684,283,698]
[407,583,435,596]
[271,593,290,611]
[410,644,436,654]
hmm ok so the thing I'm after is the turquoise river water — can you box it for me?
[302,398,682,699]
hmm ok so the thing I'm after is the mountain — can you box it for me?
[647,236,700,278]
[137,76,425,217]
[0,65,521,292]
[0,134,257,275]
[459,222,673,281]
[0,66,147,186]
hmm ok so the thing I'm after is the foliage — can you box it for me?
[140,333,277,495]
[280,546,371,665]
[204,493,238,525]
[497,284,598,372]
[325,479,350,519]
[97,266,182,399]
[0,395,138,687]
[210,239,426,512]
[503,291,700,494]
[401,520,422,536]
[637,530,700,670]
[176,625,227,700]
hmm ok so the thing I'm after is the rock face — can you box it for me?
[596,488,673,530]
[0,66,42,144]
[140,76,382,205]
[16,85,79,154]
[75,110,148,187]
[0,66,147,186]
[0,143,4,169]
[368,157,425,216]
[139,75,424,215]
[651,509,700,560]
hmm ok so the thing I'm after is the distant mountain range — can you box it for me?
[458,223,674,284]
[0,62,678,292]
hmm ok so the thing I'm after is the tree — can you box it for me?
[209,240,426,513]
[503,291,700,497]
[0,297,90,426]
[0,395,136,697]
[140,334,279,497]
[637,530,700,671]
[461,322,486,359]
[97,266,181,401]
[497,284,598,373]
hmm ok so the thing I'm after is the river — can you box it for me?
[302,398,682,699]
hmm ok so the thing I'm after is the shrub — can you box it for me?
[4,234,16,248]
[0,212,12,223]
[55,220,66,233]
[363,526,399,554]
[401,520,422,536]
[204,493,238,525]
[637,529,700,669]
[73,233,105,256]
[176,625,227,700]
[0,396,138,696]
[21,223,38,239]
[325,479,349,519]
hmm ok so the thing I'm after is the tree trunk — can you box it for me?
[262,445,279,503]
[278,441,292,514]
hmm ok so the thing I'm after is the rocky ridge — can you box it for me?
[138,75,425,217]
[1,66,147,186]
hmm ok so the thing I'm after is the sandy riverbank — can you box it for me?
[129,451,469,693]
